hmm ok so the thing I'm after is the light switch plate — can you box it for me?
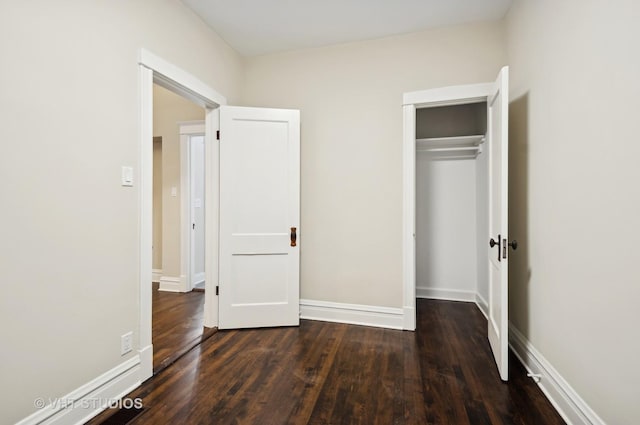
[121,166,134,187]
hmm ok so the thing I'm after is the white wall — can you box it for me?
[242,21,507,308]
[416,157,478,299]
[506,1,640,423]
[0,1,242,423]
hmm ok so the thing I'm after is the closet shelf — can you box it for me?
[416,134,485,159]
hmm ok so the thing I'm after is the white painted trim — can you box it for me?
[475,293,489,319]
[300,299,404,330]
[151,269,162,282]
[138,64,154,383]
[15,357,140,425]
[402,306,415,330]
[416,287,477,302]
[203,109,220,328]
[403,83,493,108]
[138,50,225,377]
[402,82,495,333]
[158,275,186,293]
[138,344,153,383]
[179,121,205,135]
[509,324,606,425]
[402,104,417,331]
[138,49,226,108]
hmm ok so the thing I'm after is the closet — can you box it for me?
[415,102,489,307]
[404,67,510,380]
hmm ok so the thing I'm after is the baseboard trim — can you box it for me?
[158,275,184,292]
[300,299,404,330]
[416,287,476,302]
[475,293,488,319]
[151,269,162,283]
[508,324,605,425]
[15,356,141,425]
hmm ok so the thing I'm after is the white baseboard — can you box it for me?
[475,293,488,319]
[193,272,205,287]
[300,299,404,330]
[416,286,476,302]
[15,356,141,425]
[508,324,605,425]
[158,275,185,292]
[152,269,162,283]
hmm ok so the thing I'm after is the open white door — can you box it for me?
[487,66,510,381]
[219,106,300,329]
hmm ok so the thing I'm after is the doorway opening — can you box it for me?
[402,68,511,381]
[138,49,226,381]
[414,102,489,309]
[150,85,211,374]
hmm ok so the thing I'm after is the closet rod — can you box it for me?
[417,146,480,153]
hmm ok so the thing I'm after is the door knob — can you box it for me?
[489,235,501,262]
[508,240,518,250]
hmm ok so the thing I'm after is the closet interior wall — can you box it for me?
[415,102,489,305]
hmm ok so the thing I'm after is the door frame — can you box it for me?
[401,83,493,331]
[180,122,206,292]
[138,49,225,381]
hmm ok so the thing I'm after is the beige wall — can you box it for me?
[152,84,204,279]
[506,1,640,423]
[242,22,507,307]
[0,1,242,423]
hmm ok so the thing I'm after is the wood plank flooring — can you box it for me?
[152,282,216,374]
[93,299,565,424]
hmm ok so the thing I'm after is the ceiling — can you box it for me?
[182,0,513,57]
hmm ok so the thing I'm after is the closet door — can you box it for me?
[487,66,510,381]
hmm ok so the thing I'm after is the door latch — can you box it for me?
[489,234,501,262]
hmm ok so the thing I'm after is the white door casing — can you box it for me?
[487,66,510,381]
[219,106,300,329]
[139,49,225,381]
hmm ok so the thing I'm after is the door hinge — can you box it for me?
[216,130,220,140]
[215,285,219,295]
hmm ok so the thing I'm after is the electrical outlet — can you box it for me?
[121,332,133,355]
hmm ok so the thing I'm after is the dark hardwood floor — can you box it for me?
[152,282,216,374]
[93,299,564,424]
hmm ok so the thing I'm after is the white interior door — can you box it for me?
[487,66,510,381]
[219,106,300,329]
